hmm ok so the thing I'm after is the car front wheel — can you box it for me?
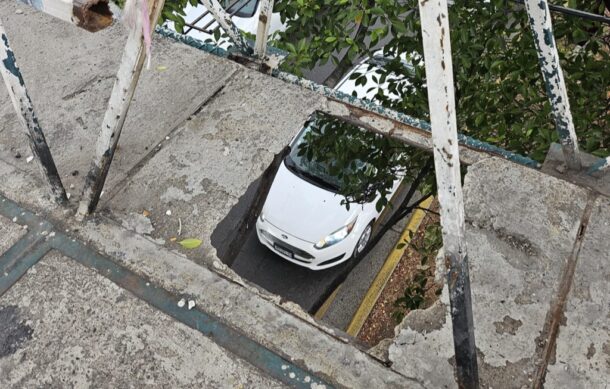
[353,223,373,258]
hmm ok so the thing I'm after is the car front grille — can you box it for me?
[259,229,314,260]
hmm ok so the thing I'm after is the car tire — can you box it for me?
[353,222,373,259]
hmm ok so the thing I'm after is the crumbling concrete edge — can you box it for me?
[0,160,427,389]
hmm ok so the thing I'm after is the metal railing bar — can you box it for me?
[0,20,68,205]
[418,0,479,386]
[254,0,274,58]
[184,22,214,34]
[198,0,252,54]
[199,0,244,31]
[511,0,610,25]
[78,0,166,217]
[184,9,211,34]
[524,0,581,171]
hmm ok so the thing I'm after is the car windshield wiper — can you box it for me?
[284,157,340,192]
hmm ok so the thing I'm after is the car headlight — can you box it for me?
[314,218,358,249]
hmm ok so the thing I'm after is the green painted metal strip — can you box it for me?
[587,157,610,175]
[154,27,288,59]
[0,194,333,388]
[155,26,540,169]
[0,229,51,297]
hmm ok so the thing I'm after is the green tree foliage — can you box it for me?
[293,113,432,210]
[272,0,609,202]
[392,223,443,322]
[161,0,200,32]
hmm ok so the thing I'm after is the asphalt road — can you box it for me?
[211,173,416,315]
[230,229,361,313]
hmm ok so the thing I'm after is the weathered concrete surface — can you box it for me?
[104,68,325,264]
[0,1,239,195]
[385,157,608,388]
[543,142,610,197]
[545,195,610,388]
[0,252,283,388]
[1,2,608,387]
[0,160,425,388]
[0,214,25,252]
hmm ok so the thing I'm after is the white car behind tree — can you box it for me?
[256,112,403,270]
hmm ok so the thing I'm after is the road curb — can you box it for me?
[345,196,434,337]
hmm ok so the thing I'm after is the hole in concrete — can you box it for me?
[211,112,432,331]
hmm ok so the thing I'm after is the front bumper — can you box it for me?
[256,217,354,270]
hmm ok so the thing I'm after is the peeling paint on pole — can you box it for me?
[199,0,253,55]
[418,0,479,387]
[254,0,273,59]
[524,0,581,171]
[0,20,67,205]
[78,0,165,217]
[16,0,113,32]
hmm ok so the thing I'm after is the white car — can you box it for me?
[167,0,285,48]
[256,113,401,270]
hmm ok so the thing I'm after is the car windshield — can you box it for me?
[223,0,259,18]
[284,114,369,193]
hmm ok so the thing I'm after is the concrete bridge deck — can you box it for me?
[0,2,608,387]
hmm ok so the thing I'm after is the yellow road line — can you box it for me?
[345,196,434,337]
[314,284,342,320]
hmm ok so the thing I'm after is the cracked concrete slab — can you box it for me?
[545,196,610,388]
[0,1,239,195]
[385,158,599,388]
[0,251,283,388]
[105,68,326,265]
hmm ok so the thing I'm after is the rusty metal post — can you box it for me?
[199,0,253,55]
[16,0,113,32]
[0,20,68,205]
[524,0,581,171]
[77,0,165,217]
[254,0,274,59]
[418,0,479,387]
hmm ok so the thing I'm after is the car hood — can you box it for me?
[263,162,360,243]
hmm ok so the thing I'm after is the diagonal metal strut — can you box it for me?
[524,0,581,171]
[0,19,68,205]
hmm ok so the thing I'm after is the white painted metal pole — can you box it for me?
[254,0,274,59]
[0,20,68,205]
[77,0,165,217]
[199,0,253,55]
[418,0,479,387]
[524,0,581,171]
[16,0,113,32]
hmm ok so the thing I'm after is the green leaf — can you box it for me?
[370,7,385,16]
[178,238,203,249]
[324,36,337,43]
